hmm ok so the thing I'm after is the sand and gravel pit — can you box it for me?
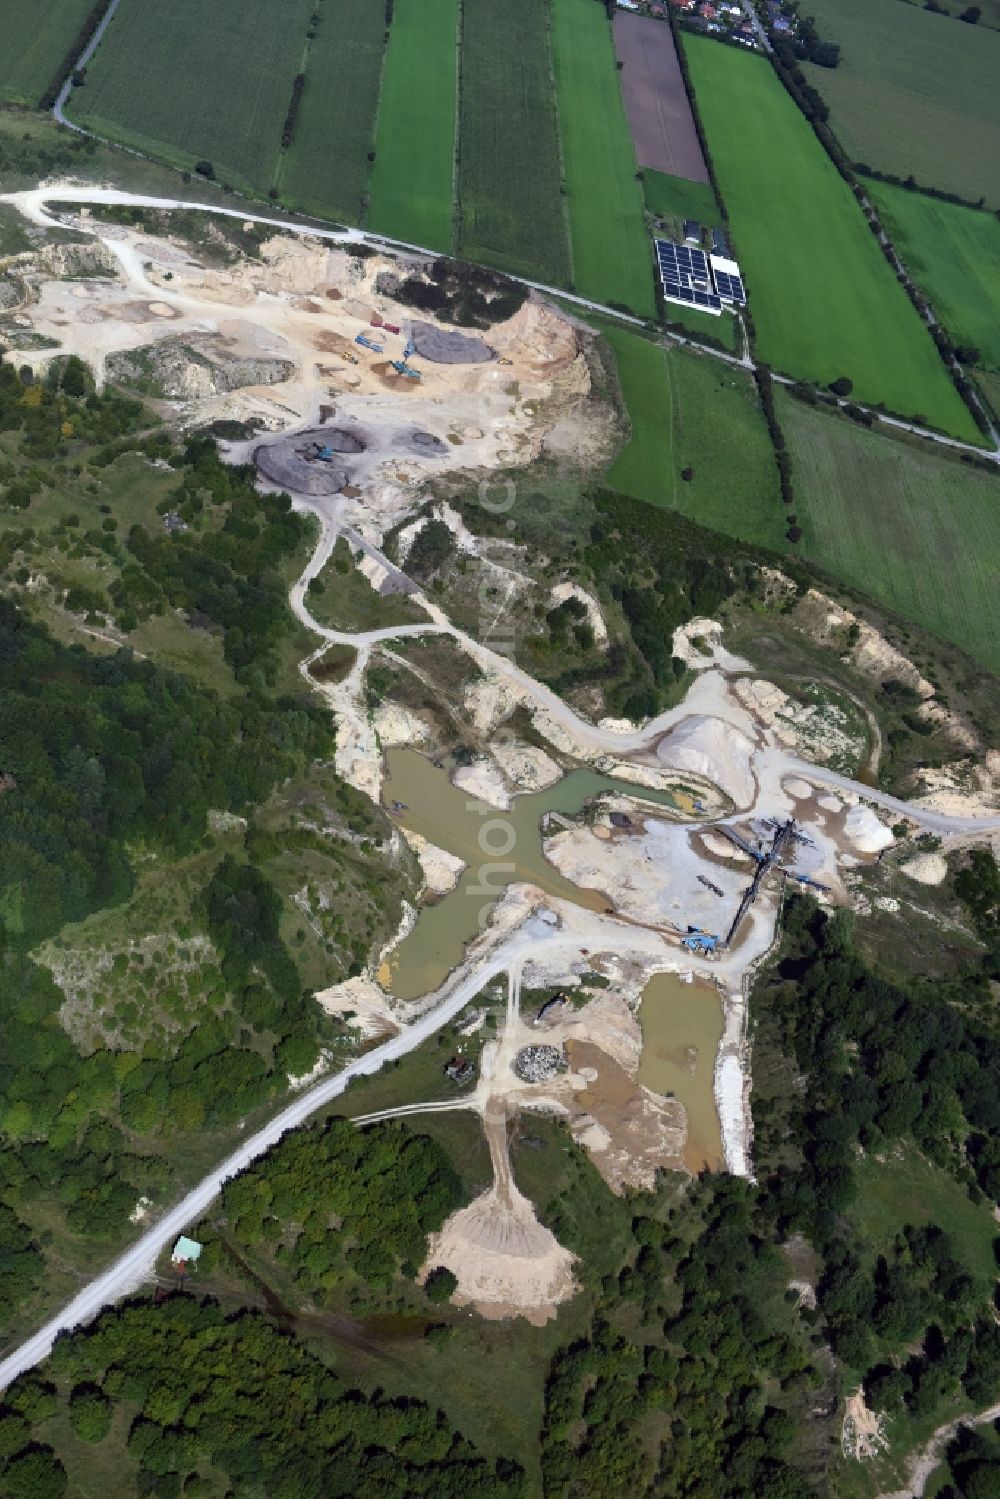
[404,429,447,456]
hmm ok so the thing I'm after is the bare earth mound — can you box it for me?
[423,1105,576,1323]
[656,714,756,806]
[254,434,349,496]
[425,1184,577,1326]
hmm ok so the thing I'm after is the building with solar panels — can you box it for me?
[709,254,747,307]
[654,237,722,315]
[654,238,747,317]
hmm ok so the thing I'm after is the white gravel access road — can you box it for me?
[0,925,537,1385]
[288,508,1000,839]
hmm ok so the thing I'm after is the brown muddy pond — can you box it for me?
[638,972,724,1172]
[381,749,681,1000]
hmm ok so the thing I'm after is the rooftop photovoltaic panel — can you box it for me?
[656,238,725,316]
[709,252,747,306]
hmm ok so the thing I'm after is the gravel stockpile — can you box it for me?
[411,320,494,364]
[254,431,350,495]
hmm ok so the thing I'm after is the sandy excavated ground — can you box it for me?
[486,963,690,1192]
[775,581,999,810]
[422,1102,577,1324]
[422,954,690,1320]
[5,213,599,513]
[842,1388,890,1462]
[400,828,466,894]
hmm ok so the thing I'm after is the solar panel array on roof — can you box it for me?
[713,270,746,306]
[654,239,721,309]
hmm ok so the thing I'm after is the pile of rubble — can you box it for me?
[514,1045,567,1084]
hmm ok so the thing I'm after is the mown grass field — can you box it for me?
[684,37,980,441]
[642,168,720,227]
[663,303,738,351]
[551,0,654,315]
[800,0,1000,206]
[869,183,1000,372]
[896,0,1000,27]
[0,0,95,106]
[598,322,784,549]
[780,393,1000,671]
[368,0,458,249]
[849,1146,999,1289]
[280,0,386,223]
[71,0,313,192]
[457,0,570,283]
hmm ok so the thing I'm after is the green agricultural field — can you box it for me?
[457,0,570,284]
[0,0,96,106]
[896,0,1000,28]
[551,0,655,316]
[70,0,313,193]
[642,168,720,227]
[599,322,784,549]
[781,393,1000,671]
[800,0,1000,206]
[869,184,1000,372]
[684,37,980,441]
[280,0,386,224]
[975,369,1000,424]
[368,0,458,249]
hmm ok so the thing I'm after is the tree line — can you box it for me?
[0,1296,526,1498]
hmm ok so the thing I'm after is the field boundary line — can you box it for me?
[237,1,289,195]
[449,0,463,256]
[272,5,320,198]
[361,1,392,230]
[757,24,994,445]
[544,0,576,291]
[53,0,122,129]
[663,342,679,515]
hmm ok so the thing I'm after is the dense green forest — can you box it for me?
[200,1116,465,1294]
[0,353,415,1348]
[752,893,1000,1414]
[0,1298,526,1498]
[0,594,334,1320]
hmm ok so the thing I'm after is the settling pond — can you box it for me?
[379,750,725,1168]
[380,749,681,1000]
[637,972,724,1171]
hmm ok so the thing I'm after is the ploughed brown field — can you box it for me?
[613,11,709,182]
